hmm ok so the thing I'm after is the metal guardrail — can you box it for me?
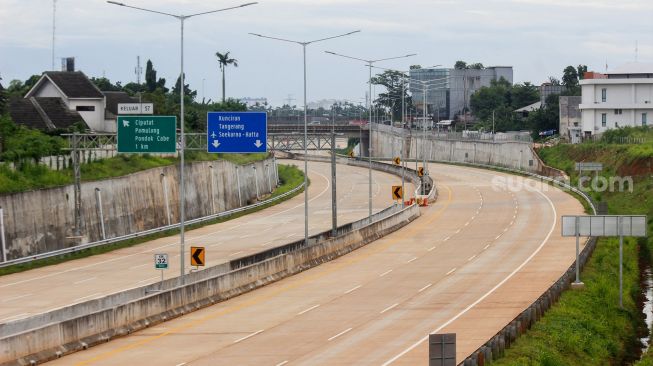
[0,182,305,268]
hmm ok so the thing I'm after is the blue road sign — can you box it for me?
[207,112,267,153]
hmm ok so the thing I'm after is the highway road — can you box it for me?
[0,161,404,323]
[50,162,585,366]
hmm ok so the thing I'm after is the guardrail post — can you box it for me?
[0,207,6,262]
[253,165,260,200]
[161,173,172,226]
[94,188,106,240]
[265,163,272,193]
[273,156,279,186]
[236,166,242,206]
[209,165,216,214]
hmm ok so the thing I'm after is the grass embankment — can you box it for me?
[494,128,653,365]
[0,152,268,194]
[0,163,304,277]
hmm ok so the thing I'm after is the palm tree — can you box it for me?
[215,51,238,103]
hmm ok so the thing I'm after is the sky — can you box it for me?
[1,0,652,106]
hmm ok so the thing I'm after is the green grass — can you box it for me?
[0,152,270,194]
[493,142,653,365]
[0,164,305,277]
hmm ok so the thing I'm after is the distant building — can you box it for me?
[409,66,513,121]
[238,97,268,108]
[559,96,582,143]
[539,83,566,105]
[579,62,653,137]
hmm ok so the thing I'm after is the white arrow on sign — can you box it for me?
[123,120,130,127]
[212,140,220,148]
[210,131,217,139]
[254,140,263,148]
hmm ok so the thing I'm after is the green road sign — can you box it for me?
[117,116,177,153]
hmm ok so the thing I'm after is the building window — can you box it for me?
[644,113,648,126]
[601,113,607,127]
[601,88,607,102]
[614,109,622,115]
[76,105,95,112]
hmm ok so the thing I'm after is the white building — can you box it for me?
[579,63,653,137]
[25,71,110,132]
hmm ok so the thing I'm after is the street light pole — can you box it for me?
[108,1,257,285]
[324,51,416,219]
[250,31,360,245]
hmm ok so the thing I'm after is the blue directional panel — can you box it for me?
[207,112,267,153]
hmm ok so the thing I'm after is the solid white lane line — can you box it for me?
[379,269,393,277]
[260,241,273,247]
[0,313,29,322]
[275,361,289,366]
[328,327,353,341]
[407,257,418,263]
[286,233,296,238]
[136,277,158,284]
[73,293,101,303]
[298,304,320,315]
[427,246,436,252]
[73,277,97,285]
[468,255,476,262]
[382,166,559,366]
[446,268,456,276]
[210,241,224,247]
[418,283,433,293]
[175,363,187,366]
[234,329,264,343]
[1,293,32,302]
[344,285,361,294]
[229,251,244,257]
[484,244,490,250]
[129,263,149,270]
[380,303,399,314]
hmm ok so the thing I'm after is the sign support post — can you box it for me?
[574,216,582,286]
[619,216,623,308]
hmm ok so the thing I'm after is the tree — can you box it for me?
[90,77,121,91]
[145,59,157,92]
[409,65,422,70]
[511,82,539,109]
[547,76,561,85]
[215,51,238,103]
[577,64,588,80]
[172,73,197,101]
[468,62,484,70]
[0,79,6,115]
[454,61,467,70]
[526,93,559,139]
[370,70,413,121]
[562,65,579,88]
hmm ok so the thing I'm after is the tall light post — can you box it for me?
[249,31,360,245]
[108,1,257,285]
[324,51,416,219]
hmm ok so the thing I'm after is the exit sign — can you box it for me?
[117,116,177,153]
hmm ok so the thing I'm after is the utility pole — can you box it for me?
[52,0,57,71]
[135,55,143,104]
[72,132,82,237]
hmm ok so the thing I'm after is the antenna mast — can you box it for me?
[52,0,57,71]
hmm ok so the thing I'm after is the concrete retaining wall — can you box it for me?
[0,200,420,366]
[0,157,277,260]
[370,124,545,174]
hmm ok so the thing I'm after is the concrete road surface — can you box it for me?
[0,161,405,323]
[50,163,585,366]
